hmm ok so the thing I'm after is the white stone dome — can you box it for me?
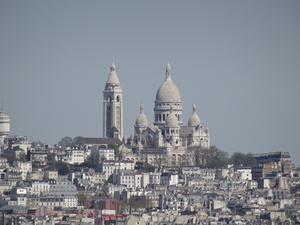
[0,111,9,120]
[188,104,201,127]
[135,104,148,127]
[166,106,179,127]
[0,111,10,137]
[106,62,120,85]
[155,63,181,103]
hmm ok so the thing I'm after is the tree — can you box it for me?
[108,143,119,154]
[0,153,17,165]
[230,152,256,167]
[191,146,206,167]
[58,136,73,146]
[76,193,88,206]
[231,152,245,165]
[107,174,113,183]
[243,153,256,167]
[55,162,70,175]
[152,153,169,172]
[203,146,229,169]
[47,153,56,162]
[128,196,148,208]
[18,152,27,162]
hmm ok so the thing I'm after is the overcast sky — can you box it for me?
[1,1,299,165]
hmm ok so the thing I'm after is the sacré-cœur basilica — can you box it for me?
[102,62,210,166]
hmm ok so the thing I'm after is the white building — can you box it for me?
[39,196,78,209]
[30,182,50,196]
[56,147,85,164]
[99,160,134,180]
[128,63,210,150]
[103,62,123,140]
[91,146,115,161]
[235,167,252,181]
[13,161,32,181]
[104,63,212,166]
[113,169,135,189]
[161,172,178,186]
[0,111,10,145]
[149,172,161,185]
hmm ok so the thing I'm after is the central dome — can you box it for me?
[155,63,181,103]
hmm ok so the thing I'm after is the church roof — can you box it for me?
[179,126,193,137]
[155,63,181,103]
[74,137,122,146]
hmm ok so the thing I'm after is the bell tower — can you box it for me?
[103,62,123,140]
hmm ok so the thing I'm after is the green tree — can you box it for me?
[107,174,113,183]
[55,162,70,175]
[231,152,245,165]
[76,193,88,206]
[58,136,73,146]
[243,153,256,167]
[129,196,148,208]
[0,153,17,164]
[203,146,229,169]
[18,152,27,162]
[108,143,119,154]
[47,153,56,162]
[230,152,256,167]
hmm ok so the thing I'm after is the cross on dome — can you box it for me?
[110,61,116,72]
[166,62,171,79]
[140,104,144,114]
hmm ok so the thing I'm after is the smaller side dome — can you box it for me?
[166,105,179,127]
[188,104,201,127]
[135,104,148,127]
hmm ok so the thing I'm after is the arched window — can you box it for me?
[107,96,111,102]
[116,96,120,102]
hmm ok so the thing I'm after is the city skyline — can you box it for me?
[1,1,299,165]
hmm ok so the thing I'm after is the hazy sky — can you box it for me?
[1,1,299,165]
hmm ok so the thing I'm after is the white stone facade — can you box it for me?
[128,64,210,150]
[99,160,134,180]
[12,161,32,181]
[0,111,10,145]
[103,62,123,140]
[113,169,135,189]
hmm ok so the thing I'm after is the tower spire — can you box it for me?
[193,104,196,114]
[166,62,171,79]
[110,61,116,72]
[140,103,144,114]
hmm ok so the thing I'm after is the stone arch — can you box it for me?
[172,154,176,165]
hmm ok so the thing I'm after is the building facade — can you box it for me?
[101,62,210,166]
[103,62,123,140]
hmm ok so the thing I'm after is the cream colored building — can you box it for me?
[103,62,123,140]
[0,111,10,145]
[101,62,210,166]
